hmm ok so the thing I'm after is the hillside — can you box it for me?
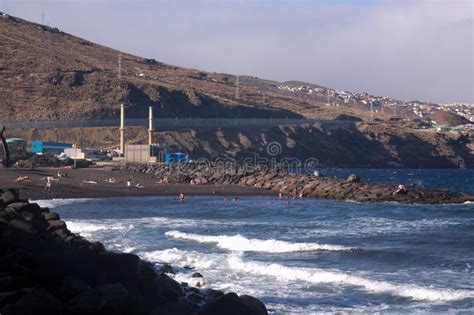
[0,13,293,121]
[3,11,472,123]
[429,111,471,127]
[1,12,474,168]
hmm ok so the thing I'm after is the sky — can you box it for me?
[1,0,473,104]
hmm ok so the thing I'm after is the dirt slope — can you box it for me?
[1,12,473,168]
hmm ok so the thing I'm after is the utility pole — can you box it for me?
[48,23,53,64]
[118,52,122,81]
[235,75,240,100]
[370,102,374,122]
[73,143,77,169]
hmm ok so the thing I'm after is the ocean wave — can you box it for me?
[227,255,474,302]
[301,217,466,238]
[141,248,474,302]
[66,220,133,238]
[165,230,354,253]
[141,248,223,269]
[32,198,96,209]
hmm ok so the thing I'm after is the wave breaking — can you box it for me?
[165,230,354,253]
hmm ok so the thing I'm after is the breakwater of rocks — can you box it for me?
[0,189,268,315]
[125,163,474,204]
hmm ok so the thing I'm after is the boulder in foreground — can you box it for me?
[0,189,268,314]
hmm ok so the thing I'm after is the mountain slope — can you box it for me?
[1,12,473,168]
[0,12,301,121]
[2,11,468,123]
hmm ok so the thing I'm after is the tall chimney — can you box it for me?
[120,104,125,154]
[148,106,153,146]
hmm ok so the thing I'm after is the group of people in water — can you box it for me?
[277,188,304,200]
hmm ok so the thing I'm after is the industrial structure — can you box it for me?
[148,106,153,146]
[125,144,161,164]
[121,105,164,164]
[0,105,189,165]
[120,104,125,155]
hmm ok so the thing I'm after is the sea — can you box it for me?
[35,169,474,314]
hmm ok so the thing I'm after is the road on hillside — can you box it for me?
[0,118,355,130]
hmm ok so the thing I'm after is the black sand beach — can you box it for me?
[0,168,274,200]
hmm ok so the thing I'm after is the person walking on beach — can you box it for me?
[45,176,53,192]
[126,179,132,190]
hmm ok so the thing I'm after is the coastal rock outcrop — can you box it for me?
[0,190,268,314]
[125,163,474,204]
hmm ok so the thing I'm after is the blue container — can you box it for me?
[165,152,191,163]
[31,141,72,154]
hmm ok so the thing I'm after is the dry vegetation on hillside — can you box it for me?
[1,12,473,167]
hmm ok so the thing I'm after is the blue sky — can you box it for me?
[1,0,472,103]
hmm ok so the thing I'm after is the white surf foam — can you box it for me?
[141,248,474,302]
[165,230,353,253]
[66,220,130,237]
[141,248,224,270]
[227,255,474,302]
[32,198,96,209]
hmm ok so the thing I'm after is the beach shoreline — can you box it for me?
[2,165,473,204]
[0,168,274,200]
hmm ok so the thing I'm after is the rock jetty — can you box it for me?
[0,189,268,315]
[126,163,474,204]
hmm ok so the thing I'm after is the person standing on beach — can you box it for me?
[45,176,53,192]
[126,179,132,190]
